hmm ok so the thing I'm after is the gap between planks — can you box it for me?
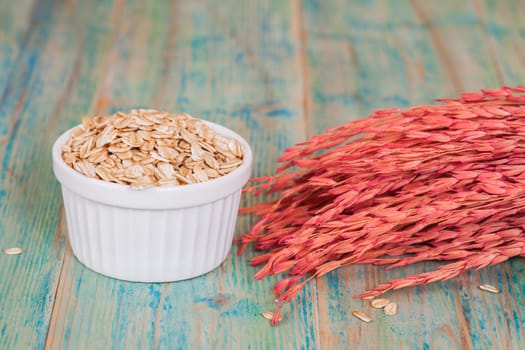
[290,1,321,349]
[43,207,68,348]
[291,0,313,140]
[410,0,464,92]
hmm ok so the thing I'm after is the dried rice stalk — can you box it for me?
[238,86,525,319]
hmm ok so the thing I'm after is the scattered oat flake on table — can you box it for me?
[261,311,282,322]
[4,247,23,255]
[371,298,390,309]
[352,311,372,323]
[384,302,398,316]
[479,284,499,293]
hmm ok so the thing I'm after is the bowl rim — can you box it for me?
[52,119,253,209]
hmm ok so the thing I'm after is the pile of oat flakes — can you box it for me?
[62,109,244,189]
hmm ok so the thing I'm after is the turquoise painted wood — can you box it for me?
[0,0,523,349]
[303,1,525,349]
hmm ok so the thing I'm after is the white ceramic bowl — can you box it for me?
[52,121,252,282]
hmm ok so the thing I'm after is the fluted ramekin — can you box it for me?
[52,121,252,282]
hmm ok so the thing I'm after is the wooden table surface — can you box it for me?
[1,0,524,349]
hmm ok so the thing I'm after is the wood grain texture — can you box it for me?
[302,0,525,349]
[0,0,523,349]
[0,0,84,348]
[44,1,317,349]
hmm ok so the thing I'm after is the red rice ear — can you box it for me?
[238,86,525,320]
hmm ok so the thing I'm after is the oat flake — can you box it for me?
[62,110,244,189]
[352,311,372,323]
[479,284,499,293]
[4,247,23,255]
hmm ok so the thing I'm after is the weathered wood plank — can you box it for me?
[301,0,525,349]
[1,0,524,348]
[0,0,111,348]
[44,0,317,349]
